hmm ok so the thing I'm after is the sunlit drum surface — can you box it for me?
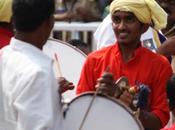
[43,39,86,102]
[63,93,144,130]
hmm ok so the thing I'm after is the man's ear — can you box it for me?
[46,15,54,30]
[141,24,149,34]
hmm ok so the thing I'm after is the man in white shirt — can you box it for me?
[0,0,74,129]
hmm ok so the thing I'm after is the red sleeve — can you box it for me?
[0,28,13,49]
[151,59,173,127]
[76,56,96,94]
[0,37,10,48]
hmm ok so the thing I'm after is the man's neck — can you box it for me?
[119,42,141,62]
[15,31,43,50]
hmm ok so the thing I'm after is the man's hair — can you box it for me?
[12,0,55,32]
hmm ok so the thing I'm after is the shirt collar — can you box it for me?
[115,42,143,63]
[10,37,52,62]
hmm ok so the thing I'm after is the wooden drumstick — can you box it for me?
[78,67,112,130]
[54,53,62,77]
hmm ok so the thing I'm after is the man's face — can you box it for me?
[112,11,145,45]
[156,0,175,31]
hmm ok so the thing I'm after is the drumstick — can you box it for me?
[79,66,111,130]
[79,92,98,130]
[54,53,62,77]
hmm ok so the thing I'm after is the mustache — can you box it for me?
[118,30,129,33]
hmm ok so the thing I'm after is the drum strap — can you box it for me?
[78,92,98,130]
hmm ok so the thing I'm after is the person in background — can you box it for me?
[55,0,103,22]
[98,0,113,18]
[156,0,175,72]
[0,0,13,48]
[156,0,175,37]
[0,0,74,130]
[76,0,173,129]
[157,36,175,71]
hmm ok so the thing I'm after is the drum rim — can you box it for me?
[66,92,144,130]
[48,38,87,58]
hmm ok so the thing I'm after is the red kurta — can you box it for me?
[77,43,173,127]
[161,124,175,130]
[0,27,13,49]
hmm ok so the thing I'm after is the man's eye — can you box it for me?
[113,17,121,24]
[126,16,134,23]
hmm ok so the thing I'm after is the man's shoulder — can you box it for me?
[2,46,52,78]
[142,47,171,66]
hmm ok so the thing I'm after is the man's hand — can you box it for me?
[119,90,133,107]
[57,77,75,94]
[95,71,116,97]
[95,73,133,107]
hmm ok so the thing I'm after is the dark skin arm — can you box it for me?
[156,36,175,56]
[139,110,162,130]
[95,72,162,130]
[95,71,133,107]
[75,7,102,22]
[57,77,75,94]
[95,71,116,97]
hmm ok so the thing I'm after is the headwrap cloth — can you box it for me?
[0,0,12,23]
[109,0,167,30]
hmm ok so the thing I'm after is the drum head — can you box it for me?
[43,38,86,102]
[63,93,144,130]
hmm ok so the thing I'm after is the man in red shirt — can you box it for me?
[76,0,173,129]
[0,0,13,48]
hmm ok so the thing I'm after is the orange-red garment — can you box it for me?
[77,43,173,127]
[0,27,13,48]
[161,124,175,130]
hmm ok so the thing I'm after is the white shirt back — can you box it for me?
[0,38,63,130]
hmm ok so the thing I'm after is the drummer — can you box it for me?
[76,0,173,129]
[0,0,74,130]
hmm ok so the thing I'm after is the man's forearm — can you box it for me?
[139,110,162,130]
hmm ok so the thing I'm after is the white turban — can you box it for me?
[110,0,167,30]
[0,0,12,23]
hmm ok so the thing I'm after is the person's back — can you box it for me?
[0,41,62,130]
[0,0,63,129]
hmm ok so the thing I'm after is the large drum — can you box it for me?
[63,93,144,130]
[43,38,86,102]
